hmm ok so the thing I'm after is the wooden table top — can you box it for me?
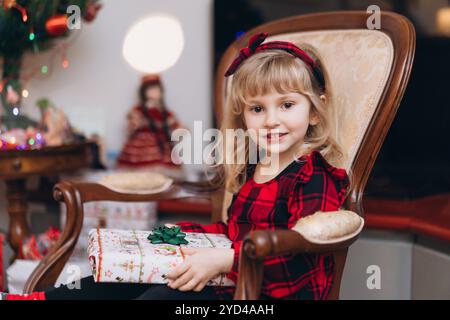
[0,141,94,179]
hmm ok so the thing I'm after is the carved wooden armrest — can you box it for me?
[234,211,364,300]
[23,177,218,293]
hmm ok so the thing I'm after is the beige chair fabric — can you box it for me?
[291,210,365,244]
[98,172,173,194]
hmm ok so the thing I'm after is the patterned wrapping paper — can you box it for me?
[87,228,236,287]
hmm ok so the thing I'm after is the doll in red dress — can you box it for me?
[117,74,184,178]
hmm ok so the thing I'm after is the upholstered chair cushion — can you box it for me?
[291,210,364,244]
[98,172,172,194]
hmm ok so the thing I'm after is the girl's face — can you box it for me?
[145,85,162,102]
[243,90,318,159]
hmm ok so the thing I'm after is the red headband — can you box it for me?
[224,32,325,92]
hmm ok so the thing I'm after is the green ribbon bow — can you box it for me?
[147,225,188,245]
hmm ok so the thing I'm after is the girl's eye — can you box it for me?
[281,102,294,110]
[250,106,263,113]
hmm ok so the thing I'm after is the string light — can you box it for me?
[1,29,82,94]
[18,29,82,84]
[29,32,35,41]
[4,0,28,22]
[12,107,19,116]
[22,89,29,98]
[62,57,69,69]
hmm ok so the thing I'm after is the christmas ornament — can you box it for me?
[147,226,188,245]
[45,14,68,37]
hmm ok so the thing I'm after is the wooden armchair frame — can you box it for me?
[24,10,415,299]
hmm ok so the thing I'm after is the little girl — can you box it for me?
[1,32,349,300]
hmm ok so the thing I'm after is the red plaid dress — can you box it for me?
[176,150,350,300]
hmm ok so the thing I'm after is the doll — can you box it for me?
[37,98,74,146]
[116,74,184,179]
[1,33,350,300]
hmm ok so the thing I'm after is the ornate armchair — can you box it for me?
[24,10,415,299]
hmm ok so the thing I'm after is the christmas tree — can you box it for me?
[0,0,101,130]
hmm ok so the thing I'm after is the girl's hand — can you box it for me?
[166,247,234,292]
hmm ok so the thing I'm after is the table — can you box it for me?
[0,142,94,261]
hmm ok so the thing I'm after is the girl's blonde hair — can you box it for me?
[213,44,351,194]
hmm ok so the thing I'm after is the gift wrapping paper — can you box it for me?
[87,228,236,286]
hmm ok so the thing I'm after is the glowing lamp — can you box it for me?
[122,15,184,73]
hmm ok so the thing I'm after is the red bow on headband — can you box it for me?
[224,32,325,91]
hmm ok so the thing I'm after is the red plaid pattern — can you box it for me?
[176,150,349,300]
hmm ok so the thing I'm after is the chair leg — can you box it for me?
[234,241,264,300]
[327,249,348,300]
[5,179,30,263]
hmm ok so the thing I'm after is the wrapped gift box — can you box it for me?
[88,228,235,287]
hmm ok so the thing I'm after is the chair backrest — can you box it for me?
[212,10,415,299]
